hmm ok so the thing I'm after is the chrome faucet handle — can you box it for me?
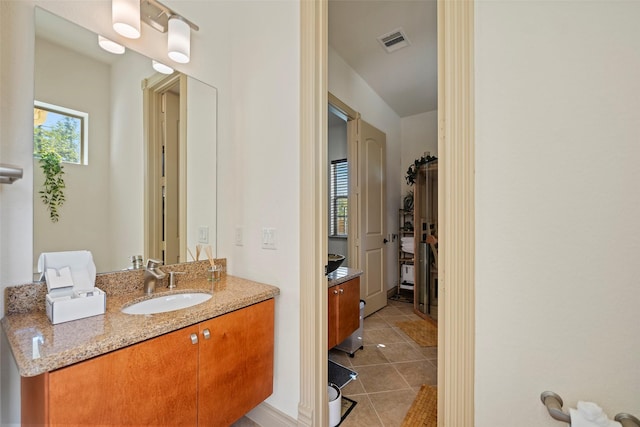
[167,271,185,289]
[146,259,164,269]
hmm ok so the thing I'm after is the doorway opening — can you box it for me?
[143,73,188,265]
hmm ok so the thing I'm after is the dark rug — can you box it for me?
[329,360,358,389]
[338,396,357,426]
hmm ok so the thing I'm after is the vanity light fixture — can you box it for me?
[112,0,141,39]
[111,0,198,63]
[167,16,190,63]
[98,35,126,54]
[152,60,174,74]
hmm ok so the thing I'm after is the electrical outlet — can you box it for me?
[198,226,209,244]
[235,227,243,246]
[261,227,276,250]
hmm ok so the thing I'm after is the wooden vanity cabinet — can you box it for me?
[328,277,360,349]
[198,298,274,426]
[22,299,275,426]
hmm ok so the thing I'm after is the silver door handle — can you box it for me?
[190,333,198,345]
[202,329,211,340]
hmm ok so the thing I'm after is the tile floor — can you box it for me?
[232,298,437,427]
[330,298,437,427]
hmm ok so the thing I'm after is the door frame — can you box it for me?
[329,92,359,275]
[142,73,188,264]
[299,1,475,426]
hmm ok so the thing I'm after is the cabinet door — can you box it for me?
[328,285,340,349]
[198,299,275,426]
[328,277,361,349]
[337,277,360,343]
[47,325,199,426]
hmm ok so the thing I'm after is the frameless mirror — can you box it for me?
[33,8,217,275]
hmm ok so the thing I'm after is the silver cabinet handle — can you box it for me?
[202,329,211,340]
[339,288,344,294]
[190,333,198,345]
[333,289,339,294]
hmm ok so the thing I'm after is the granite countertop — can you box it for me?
[1,261,279,377]
[327,266,362,288]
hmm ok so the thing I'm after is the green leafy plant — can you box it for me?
[405,154,437,186]
[38,150,66,222]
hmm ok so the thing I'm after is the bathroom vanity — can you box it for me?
[327,267,362,349]
[1,260,280,426]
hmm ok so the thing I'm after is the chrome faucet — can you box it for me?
[143,259,166,294]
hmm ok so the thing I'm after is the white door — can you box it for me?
[349,118,387,316]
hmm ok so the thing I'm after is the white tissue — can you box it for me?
[570,401,622,427]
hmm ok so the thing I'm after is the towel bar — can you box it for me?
[541,391,571,424]
[541,391,640,427]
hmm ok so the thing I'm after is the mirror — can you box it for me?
[32,8,217,275]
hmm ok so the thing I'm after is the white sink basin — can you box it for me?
[122,292,212,315]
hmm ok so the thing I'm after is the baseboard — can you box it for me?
[246,402,297,427]
[387,287,397,298]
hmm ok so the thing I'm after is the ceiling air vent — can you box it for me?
[377,28,411,53]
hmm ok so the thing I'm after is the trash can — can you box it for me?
[335,300,365,357]
[328,383,342,427]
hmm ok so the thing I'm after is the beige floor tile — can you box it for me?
[420,346,438,360]
[329,298,438,427]
[363,316,391,330]
[368,389,418,427]
[364,328,406,346]
[339,395,383,427]
[383,314,416,326]
[330,349,355,367]
[349,345,389,367]
[356,364,411,393]
[378,342,426,363]
[374,306,405,318]
[342,377,366,396]
[394,304,416,315]
[393,360,438,387]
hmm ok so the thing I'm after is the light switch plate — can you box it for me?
[262,227,276,250]
[235,227,243,246]
[198,226,209,244]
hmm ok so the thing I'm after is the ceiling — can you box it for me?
[328,0,437,118]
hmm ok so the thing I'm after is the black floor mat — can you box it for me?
[329,360,358,389]
[338,396,357,426]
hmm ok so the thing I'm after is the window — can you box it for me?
[330,159,348,236]
[34,101,88,164]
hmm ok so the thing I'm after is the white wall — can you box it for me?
[33,37,112,273]
[475,1,640,425]
[0,0,300,423]
[185,78,217,255]
[328,46,401,292]
[400,110,437,196]
[107,51,148,270]
[219,1,300,417]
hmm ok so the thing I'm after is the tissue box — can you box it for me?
[45,288,106,325]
